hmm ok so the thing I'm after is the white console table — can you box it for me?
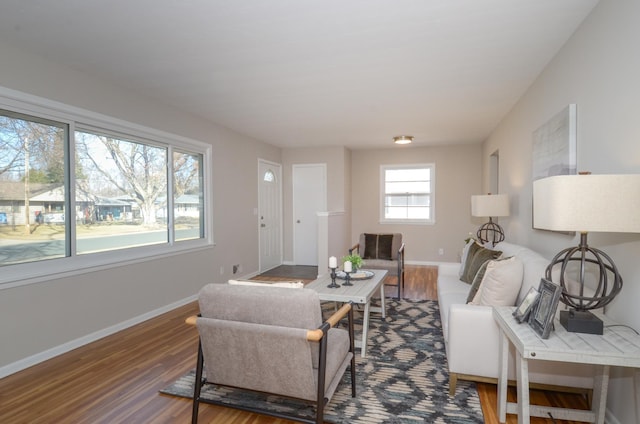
[493,306,640,424]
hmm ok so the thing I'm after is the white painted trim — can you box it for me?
[605,409,621,424]
[379,163,436,225]
[0,294,197,379]
[317,210,345,216]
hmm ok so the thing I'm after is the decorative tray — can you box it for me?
[336,270,374,280]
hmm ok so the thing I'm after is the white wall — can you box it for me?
[0,39,280,373]
[483,1,640,422]
[350,144,482,263]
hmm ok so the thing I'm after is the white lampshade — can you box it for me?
[533,174,640,233]
[471,194,510,218]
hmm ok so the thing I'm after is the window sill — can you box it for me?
[0,240,214,291]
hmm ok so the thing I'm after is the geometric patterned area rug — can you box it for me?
[160,299,484,423]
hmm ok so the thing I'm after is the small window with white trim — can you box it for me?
[380,164,434,224]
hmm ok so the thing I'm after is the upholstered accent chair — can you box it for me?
[350,233,405,299]
[187,283,356,424]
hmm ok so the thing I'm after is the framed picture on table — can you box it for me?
[513,287,539,323]
[528,278,562,339]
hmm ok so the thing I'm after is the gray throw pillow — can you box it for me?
[461,245,502,284]
[466,260,490,303]
[363,233,394,260]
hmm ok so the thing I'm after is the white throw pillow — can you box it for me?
[470,256,524,306]
[228,279,304,288]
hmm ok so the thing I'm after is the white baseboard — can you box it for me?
[0,294,198,379]
[276,260,450,268]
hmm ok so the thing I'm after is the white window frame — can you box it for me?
[0,86,213,290]
[379,163,435,225]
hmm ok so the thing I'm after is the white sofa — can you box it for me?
[437,241,595,396]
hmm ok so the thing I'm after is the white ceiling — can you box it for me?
[0,0,599,149]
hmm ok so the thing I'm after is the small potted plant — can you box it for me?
[342,253,363,271]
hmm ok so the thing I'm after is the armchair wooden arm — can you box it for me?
[307,302,352,341]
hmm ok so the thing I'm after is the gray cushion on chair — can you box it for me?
[199,284,323,329]
[361,259,399,276]
[197,318,318,400]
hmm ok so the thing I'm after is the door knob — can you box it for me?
[296,220,301,223]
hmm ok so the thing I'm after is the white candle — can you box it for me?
[329,256,337,268]
[344,260,352,272]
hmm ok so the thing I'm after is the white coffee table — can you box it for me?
[306,269,388,357]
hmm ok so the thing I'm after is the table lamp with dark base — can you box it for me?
[533,174,640,335]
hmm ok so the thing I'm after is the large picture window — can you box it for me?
[380,164,435,224]
[0,110,69,264]
[0,93,211,287]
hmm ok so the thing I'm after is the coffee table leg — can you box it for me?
[361,301,371,358]
[379,284,386,319]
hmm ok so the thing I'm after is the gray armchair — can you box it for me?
[187,283,356,424]
[350,233,405,299]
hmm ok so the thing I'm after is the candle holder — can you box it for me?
[342,269,353,286]
[327,266,340,288]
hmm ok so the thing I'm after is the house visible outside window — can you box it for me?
[0,92,211,287]
[380,164,435,224]
[173,150,204,241]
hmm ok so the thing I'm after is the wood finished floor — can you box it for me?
[0,265,588,423]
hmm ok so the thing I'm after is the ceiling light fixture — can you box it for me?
[393,135,413,145]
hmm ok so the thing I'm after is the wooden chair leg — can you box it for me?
[449,373,458,396]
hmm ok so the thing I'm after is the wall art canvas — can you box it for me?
[532,104,577,181]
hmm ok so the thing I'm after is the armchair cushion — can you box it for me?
[199,284,322,329]
[363,233,394,260]
[358,233,402,260]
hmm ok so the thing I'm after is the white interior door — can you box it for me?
[293,164,326,266]
[258,160,282,272]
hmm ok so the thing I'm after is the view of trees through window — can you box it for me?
[0,108,205,267]
[0,110,68,263]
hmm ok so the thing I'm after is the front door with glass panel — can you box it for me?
[258,160,282,272]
